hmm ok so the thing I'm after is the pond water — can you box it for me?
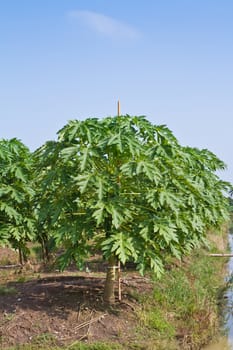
[204,234,233,350]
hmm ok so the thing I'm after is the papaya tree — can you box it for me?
[0,138,35,264]
[35,116,230,303]
[32,140,72,262]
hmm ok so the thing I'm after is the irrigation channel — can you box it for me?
[204,234,233,350]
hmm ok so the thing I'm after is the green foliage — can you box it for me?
[0,138,35,260]
[34,115,231,278]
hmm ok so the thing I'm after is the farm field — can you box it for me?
[0,230,228,350]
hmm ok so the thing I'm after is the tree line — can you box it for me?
[0,115,231,302]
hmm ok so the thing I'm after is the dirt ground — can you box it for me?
[0,248,153,349]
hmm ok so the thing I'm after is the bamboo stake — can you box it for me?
[117,99,122,301]
[118,260,122,301]
[208,253,233,257]
[117,100,121,116]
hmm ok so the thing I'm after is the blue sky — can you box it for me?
[1,0,233,182]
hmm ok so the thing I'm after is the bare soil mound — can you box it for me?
[0,271,152,349]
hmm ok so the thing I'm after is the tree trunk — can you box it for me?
[18,245,28,265]
[103,256,117,304]
[19,246,23,265]
[44,242,51,262]
[40,238,46,261]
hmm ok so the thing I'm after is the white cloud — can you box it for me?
[68,10,141,40]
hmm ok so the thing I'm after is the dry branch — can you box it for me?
[74,314,107,331]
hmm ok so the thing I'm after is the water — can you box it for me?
[204,234,233,349]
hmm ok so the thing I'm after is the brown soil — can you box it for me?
[0,252,153,349]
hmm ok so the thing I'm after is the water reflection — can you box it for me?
[223,234,233,348]
[204,234,233,349]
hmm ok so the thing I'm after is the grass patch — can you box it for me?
[0,285,17,295]
[4,342,125,350]
[68,343,123,350]
[135,233,228,349]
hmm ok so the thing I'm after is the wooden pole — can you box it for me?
[208,253,233,257]
[118,261,122,301]
[117,100,121,116]
[117,100,122,301]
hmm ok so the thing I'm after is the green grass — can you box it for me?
[135,239,228,349]
[0,285,17,295]
[4,342,125,350]
[69,343,123,350]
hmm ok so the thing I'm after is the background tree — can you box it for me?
[35,116,230,303]
[0,138,35,264]
[32,141,64,262]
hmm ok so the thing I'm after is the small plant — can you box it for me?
[147,310,175,337]
[31,332,57,346]
[137,300,175,339]
[3,312,16,323]
[0,285,17,295]
[16,276,27,283]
